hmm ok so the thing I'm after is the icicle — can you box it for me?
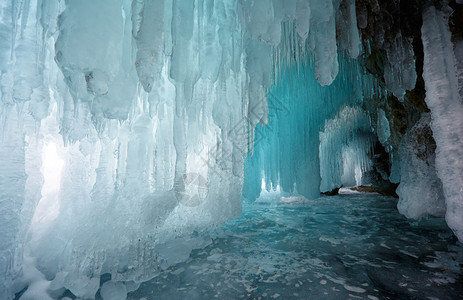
[421,5,463,241]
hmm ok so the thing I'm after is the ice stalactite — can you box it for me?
[421,4,463,241]
[133,0,165,94]
[307,0,339,86]
[0,115,27,300]
[376,108,390,147]
[336,0,361,59]
[383,33,417,102]
[55,0,137,122]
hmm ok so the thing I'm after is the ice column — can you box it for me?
[0,116,27,299]
[421,5,463,240]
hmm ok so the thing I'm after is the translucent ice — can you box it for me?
[133,0,165,93]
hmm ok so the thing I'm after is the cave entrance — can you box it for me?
[242,53,381,203]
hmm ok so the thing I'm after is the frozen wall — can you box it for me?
[0,0,249,298]
[0,0,358,298]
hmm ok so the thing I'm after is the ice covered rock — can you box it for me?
[396,114,446,219]
[15,256,52,300]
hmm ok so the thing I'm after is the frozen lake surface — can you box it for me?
[128,193,463,299]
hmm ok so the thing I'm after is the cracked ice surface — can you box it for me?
[129,194,463,300]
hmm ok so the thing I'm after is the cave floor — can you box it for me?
[128,193,463,300]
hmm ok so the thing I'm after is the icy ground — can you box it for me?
[128,194,463,300]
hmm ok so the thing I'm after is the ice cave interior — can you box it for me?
[1,0,463,299]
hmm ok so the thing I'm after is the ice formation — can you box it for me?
[0,0,462,299]
[376,108,390,146]
[319,107,375,193]
[242,54,380,201]
[396,114,446,219]
[383,33,417,101]
[421,5,463,241]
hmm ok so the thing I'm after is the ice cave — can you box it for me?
[1,0,463,299]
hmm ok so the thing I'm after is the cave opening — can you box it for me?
[1,0,463,299]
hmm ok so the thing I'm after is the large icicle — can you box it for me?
[55,0,137,121]
[421,5,463,240]
[133,0,165,93]
[336,0,361,59]
[308,0,339,86]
